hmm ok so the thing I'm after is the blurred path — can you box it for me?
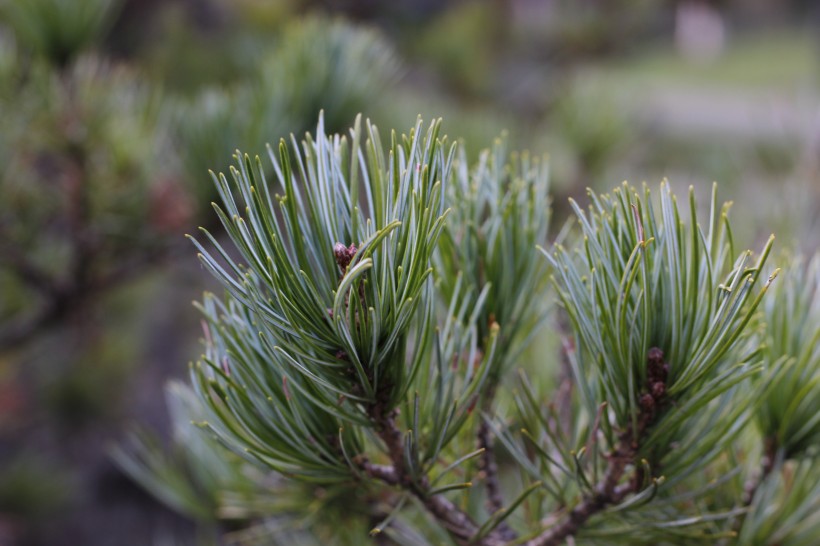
[633,85,820,143]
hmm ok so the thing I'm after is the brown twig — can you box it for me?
[0,243,174,351]
[531,475,624,545]
[360,375,508,546]
[742,437,778,507]
[477,385,517,541]
[525,347,670,546]
[721,437,778,546]
[727,436,780,540]
[525,427,639,546]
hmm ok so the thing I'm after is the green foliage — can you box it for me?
[0,53,187,346]
[121,116,819,546]
[732,255,820,545]
[756,254,820,458]
[436,137,551,381]
[548,183,774,426]
[189,116,453,478]
[1,0,120,66]
[116,387,439,545]
[493,183,776,543]
[176,15,400,211]
[737,458,820,546]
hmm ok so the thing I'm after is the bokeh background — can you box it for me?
[0,0,818,545]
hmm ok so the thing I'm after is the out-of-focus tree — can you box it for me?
[176,15,401,213]
[0,0,189,350]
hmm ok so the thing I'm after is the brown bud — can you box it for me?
[333,242,358,271]
[647,347,664,365]
[649,363,668,383]
[334,242,350,268]
[639,393,655,411]
[651,381,666,400]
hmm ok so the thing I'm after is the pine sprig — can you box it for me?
[734,254,820,544]
[507,182,777,545]
[436,137,551,380]
[188,114,457,477]
[547,183,776,426]
[116,113,820,546]
[756,254,820,458]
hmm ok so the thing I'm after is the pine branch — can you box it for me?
[362,376,508,546]
[477,385,517,541]
[424,489,507,546]
[116,110,805,545]
[359,452,492,544]
[526,447,635,546]
[742,437,778,507]
[526,347,670,546]
[477,415,505,512]
[358,459,399,486]
[0,243,172,350]
[433,138,550,543]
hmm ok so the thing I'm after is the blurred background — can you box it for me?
[0,0,817,545]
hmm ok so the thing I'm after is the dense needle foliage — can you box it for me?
[118,116,819,546]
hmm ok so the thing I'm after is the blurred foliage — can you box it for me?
[0,0,121,66]
[724,253,820,545]
[114,382,268,522]
[756,255,820,459]
[256,16,401,135]
[0,52,189,349]
[176,15,401,211]
[411,1,501,98]
[737,458,820,546]
[115,383,404,546]
[0,454,72,518]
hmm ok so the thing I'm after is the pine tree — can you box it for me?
[118,115,819,546]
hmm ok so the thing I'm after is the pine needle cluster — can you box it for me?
[118,116,819,546]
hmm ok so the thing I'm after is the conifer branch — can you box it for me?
[741,437,778,507]
[362,376,508,546]
[526,447,635,546]
[725,436,781,543]
[526,347,670,546]
[115,116,814,546]
[477,408,505,511]
[477,385,517,541]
